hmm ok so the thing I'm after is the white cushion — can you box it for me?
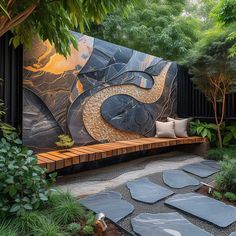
[167,117,188,138]
[155,121,176,138]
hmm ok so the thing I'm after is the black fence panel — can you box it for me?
[0,32,23,130]
[177,65,236,120]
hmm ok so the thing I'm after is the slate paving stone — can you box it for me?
[165,192,236,228]
[131,212,213,236]
[162,169,200,188]
[127,177,173,203]
[79,191,134,222]
[201,160,220,170]
[229,232,236,236]
[182,163,218,177]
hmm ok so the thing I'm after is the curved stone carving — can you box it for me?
[82,62,171,142]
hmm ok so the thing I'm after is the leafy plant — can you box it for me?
[213,0,236,57]
[186,26,236,148]
[0,84,16,136]
[0,132,54,216]
[67,222,81,236]
[212,191,223,200]
[216,158,236,193]
[49,191,85,225]
[0,0,135,56]
[223,122,236,146]
[224,192,236,202]
[55,135,74,149]
[207,147,236,160]
[88,0,201,62]
[190,120,217,142]
[82,225,94,235]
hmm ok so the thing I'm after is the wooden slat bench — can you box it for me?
[36,136,208,173]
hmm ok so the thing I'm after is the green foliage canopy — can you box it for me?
[0,0,134,56]
[213,0,236,56]
[88,0,201,62]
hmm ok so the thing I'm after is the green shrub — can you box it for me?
[49,191,85,225]
[216,158,236,193]
[67,222,81,235]
[207,147,236,161]
[82,225,94,235]
[0,220,17,236]
[224,192,236,202]
[212,191,223,200]
[190,120,217,142]
[0,133,54,216]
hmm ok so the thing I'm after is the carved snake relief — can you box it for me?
[82,62,172,142]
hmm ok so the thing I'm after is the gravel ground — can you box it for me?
[57,151,236,236]
[112,171,236,236]
[57,151,199,183]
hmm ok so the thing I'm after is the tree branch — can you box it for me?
[0,3,37,37]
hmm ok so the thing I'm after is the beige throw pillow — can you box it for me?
[155,121,176,138]
[167,117,188,138]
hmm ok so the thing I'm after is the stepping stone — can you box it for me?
[79,191,134,222]
[131,212,213,236]
[165,193,236,228]
[127,177,173,203]
[229,232,236,236]
[201,160,220,170]
[163,169,200,188]
[182,163,218,177]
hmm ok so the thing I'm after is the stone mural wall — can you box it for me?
[23,31,177,148]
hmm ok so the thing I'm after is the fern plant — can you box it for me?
[55,135,74,149]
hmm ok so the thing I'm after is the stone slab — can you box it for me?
[163,169,200,188]
[229,232,236,236]
[127,177,173,203]
[131,212,213,236]
[182,163,218,177]
[201,160,220,170]
[79,191,134,222]
[165,193,236,227]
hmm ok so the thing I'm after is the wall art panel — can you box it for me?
[23,31,177,148]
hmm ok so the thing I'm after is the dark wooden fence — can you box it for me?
[177,66,236,120]
[0,32,23,130]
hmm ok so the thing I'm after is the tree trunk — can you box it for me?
[217,124,223,149]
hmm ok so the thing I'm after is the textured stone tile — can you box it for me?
[131,212,213,236]
[182,163,218,177]
[201,160,220,170]
[165,193,236,228]
[163,169,200,188]
[79,191,134,222]
[127,177,173,203]
[23,88,62,148]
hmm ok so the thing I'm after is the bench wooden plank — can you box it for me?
[38,153,64,170]
[36,136,208,172]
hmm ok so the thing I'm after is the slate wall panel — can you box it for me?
[23,31,177,148]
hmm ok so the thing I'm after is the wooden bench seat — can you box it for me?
[36,136,208,173]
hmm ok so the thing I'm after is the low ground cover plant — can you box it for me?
[216,158,236,194]
[207,147,236,161]
[0,132,96,235]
